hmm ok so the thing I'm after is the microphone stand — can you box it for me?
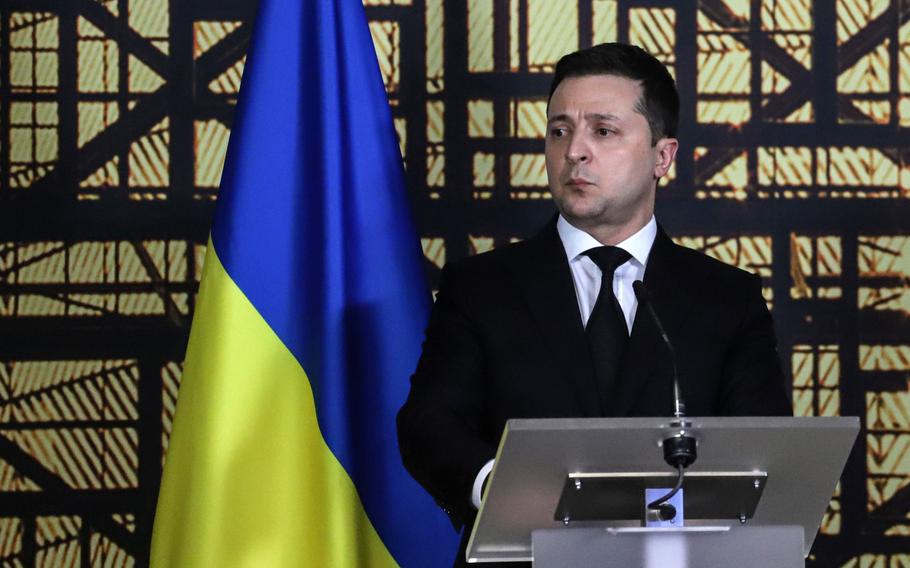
[632,280,697,521]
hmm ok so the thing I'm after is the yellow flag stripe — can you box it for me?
[151,242,398,567]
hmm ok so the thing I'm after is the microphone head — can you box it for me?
[632,279,649,301]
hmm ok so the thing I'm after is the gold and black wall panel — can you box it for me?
[0,1,907,565]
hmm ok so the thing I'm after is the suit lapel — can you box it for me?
[505,220,601,417]
[612,227,693,416]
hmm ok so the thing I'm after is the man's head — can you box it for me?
[545,43,679,244]
[548,43,679,146]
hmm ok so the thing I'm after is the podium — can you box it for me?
[466,416,859,567]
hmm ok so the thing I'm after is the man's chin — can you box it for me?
[556,203,611,227]
[555,196,652,231]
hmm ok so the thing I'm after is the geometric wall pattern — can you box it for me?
[1,0,908,565]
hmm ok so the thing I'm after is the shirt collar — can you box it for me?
[557,214,657,267]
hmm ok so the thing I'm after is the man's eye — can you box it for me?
[550,128,567,138]
[597,128,612,137]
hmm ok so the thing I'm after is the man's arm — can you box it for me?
[718,273,792,416]
[397,262,498,528]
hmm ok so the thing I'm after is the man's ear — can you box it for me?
[654,137,679,179]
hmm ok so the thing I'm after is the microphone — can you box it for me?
[633,280,697,520]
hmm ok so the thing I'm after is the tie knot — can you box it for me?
[584,246,631,274]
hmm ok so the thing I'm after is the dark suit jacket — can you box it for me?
[397,219,791,566]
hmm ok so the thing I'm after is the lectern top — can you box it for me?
[466,416,859,563]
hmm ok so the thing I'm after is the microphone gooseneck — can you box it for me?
[632,280,684,418]
[632,280,697,516]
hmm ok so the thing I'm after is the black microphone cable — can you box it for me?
[647,463,684,521]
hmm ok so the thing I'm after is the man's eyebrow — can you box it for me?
[547,112,621,124]
[585,112,620,122]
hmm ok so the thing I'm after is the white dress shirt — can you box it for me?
[471,215,659,508]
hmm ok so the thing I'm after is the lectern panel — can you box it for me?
[555,471,767,523]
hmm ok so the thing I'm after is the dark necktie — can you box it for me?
[583,246,632,415]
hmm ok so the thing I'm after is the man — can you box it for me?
[398,43,791,567]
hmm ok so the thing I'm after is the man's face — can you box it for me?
[545,74,677,237]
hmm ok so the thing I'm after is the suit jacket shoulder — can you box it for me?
[628,227,790,418]
[438,224,564,289]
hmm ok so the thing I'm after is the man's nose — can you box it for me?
[565,135,590,163]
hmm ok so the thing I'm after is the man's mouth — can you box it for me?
[566,177,595,187]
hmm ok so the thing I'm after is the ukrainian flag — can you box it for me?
[150,0,457,565]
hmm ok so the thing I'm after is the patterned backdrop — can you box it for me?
[0,0,908,566]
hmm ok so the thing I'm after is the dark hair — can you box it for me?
[547,43,679,145]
